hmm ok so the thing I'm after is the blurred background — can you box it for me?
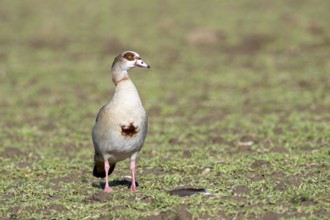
[1,0,329,155]
[0,0,330,155]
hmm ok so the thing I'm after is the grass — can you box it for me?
[1,0,330,219]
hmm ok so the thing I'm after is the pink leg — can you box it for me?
[104,160,114,192]
[130,160,137,192]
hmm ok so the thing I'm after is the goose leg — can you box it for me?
[130,160,137,192]
[104,160,114,192]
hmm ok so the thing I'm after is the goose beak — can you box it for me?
[135,59,150,68]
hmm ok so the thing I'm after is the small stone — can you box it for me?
[238,136,254,146]
[123,176,132,181]
[202,168,211,174]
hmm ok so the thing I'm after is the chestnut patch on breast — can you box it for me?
[121,123,138,137]
[123,52,135,61]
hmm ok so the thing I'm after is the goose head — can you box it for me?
[112,51,150,71]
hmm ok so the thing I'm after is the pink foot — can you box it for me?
[104,186,114,192]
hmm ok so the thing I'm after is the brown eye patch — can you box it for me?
[123,52,135,61]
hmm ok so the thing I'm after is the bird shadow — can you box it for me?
[93,179,139,190]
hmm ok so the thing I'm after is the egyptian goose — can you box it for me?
[92,51,150,192]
